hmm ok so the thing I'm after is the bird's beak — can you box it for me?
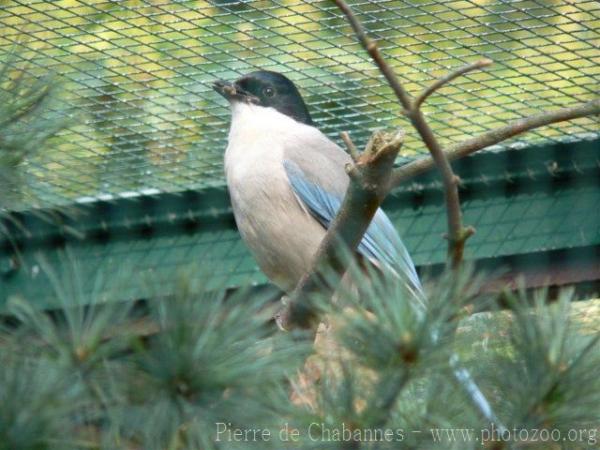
[212,79,259,104]
[212,80,236,99]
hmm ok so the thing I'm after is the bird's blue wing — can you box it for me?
[283,159,339,228]
[283,160,422,294]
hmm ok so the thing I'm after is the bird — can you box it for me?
[213,70,421,297]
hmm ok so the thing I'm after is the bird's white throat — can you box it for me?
[225,102,282,176]
[225,101,311,169]
[229,101,298,138]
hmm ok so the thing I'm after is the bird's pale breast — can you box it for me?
[224,104,327,291]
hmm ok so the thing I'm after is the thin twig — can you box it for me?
[332,0,412,111]
[414,59,493,110]
[389,98,600,188]
[340,131,360,161]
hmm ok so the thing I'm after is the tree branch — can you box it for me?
[340,131,360,161]
[330,0,512,435]
[331,0,412,111]
[390,98,600,187]
[414,59,493,110]
[333,0,474,267]
[275,130,404,330]
[409,109,469,266]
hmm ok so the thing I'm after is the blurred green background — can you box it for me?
[0,0,598,210]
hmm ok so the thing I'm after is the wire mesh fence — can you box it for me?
[0,0,598,211]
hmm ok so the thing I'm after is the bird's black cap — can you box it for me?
[213,71,313,125]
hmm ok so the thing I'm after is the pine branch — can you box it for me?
[0,51,69,209]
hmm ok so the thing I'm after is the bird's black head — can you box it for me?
[213,71,313,125]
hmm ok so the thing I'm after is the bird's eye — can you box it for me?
[263,87,275,97]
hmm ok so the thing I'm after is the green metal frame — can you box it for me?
[1,137,599,310]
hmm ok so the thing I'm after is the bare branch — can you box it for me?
[275,130,404,330]
[411,110,468,266]
[390,98,600,188]
[333,0,473,266]
[340,131,359,161]
[332,0,412,111]
[414,59,493,110]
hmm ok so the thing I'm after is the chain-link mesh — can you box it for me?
[0,0,598,210]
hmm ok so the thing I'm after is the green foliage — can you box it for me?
[1,258,599,449]
[0,351,83,450]
[486,289,600,434]
[0,50,68,209]
[119,285,305,450]
[1,257,310,450]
